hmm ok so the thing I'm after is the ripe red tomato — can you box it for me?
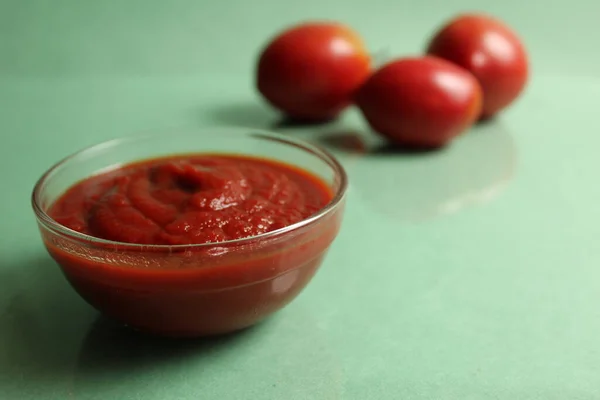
[355,56,482,148]
[426,14,528,119]
[256,22,371,121]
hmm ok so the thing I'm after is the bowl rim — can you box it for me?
[31,127,348,250]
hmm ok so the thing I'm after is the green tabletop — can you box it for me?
[2,1,600,399]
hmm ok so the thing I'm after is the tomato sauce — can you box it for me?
[43,154,342,336]
[50,154,332,245]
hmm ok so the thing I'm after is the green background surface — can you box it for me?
[2,1,600,399]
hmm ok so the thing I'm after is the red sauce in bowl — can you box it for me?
[41,154,343,337]
[50,154,333,245]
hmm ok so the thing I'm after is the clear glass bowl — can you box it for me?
[32,128,347,337]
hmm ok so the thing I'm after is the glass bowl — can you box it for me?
[32,128,347,337]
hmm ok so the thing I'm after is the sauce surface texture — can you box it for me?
[50,154,333,245]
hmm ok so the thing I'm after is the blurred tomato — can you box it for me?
[426,14,528,118]
[355,56,482,148]
[256,22,371,121]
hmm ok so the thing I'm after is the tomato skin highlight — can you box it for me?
[426,13,529,118]
[355,56,483,148]
[256,22,371,121]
